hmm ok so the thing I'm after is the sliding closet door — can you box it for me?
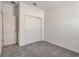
[0,14,2,54]
[3,15,17,46]
[24,15,42,45]
[0,2,2,54]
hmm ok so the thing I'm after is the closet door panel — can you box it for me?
[23,16,42,45]
[0,14,2,54]
[3,15,17,46]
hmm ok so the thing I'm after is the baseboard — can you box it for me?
[45,40,79,54]
[3,42,17,47]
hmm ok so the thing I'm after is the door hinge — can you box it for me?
[2,39,4,43]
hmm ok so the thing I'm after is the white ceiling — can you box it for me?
[22,1,79,10]
[23,1,62,10]
[3,1,79,10]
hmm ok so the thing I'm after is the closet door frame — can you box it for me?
[18,14,43,46]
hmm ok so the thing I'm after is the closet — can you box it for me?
[24,15,42,44]
[18,2,44,46]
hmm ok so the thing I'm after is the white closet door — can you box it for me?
[0,1,2,55]
[3,15,17,46]
[0,14,2,54]
[24,15,42,45]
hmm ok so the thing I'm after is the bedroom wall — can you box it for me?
[18,2,44,46]
[45,2,79,53]
[2,2,14,15]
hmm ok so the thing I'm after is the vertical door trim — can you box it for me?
[1,10,4,47]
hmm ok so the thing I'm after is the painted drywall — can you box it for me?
[18,2,44,46]
[2,2,14,15]
[45,2,79,53]
[0,2,2,54]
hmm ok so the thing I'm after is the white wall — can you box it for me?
[2,2,14,16]
[45,2,79,53]
[18,2,44,46]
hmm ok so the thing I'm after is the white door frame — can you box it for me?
[18,14,44,46]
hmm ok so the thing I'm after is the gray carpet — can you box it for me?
[1,41,79,57]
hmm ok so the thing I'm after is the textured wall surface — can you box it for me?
[45,2,79,53]
[2,3,14,15]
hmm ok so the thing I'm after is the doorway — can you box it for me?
[2,3,17,46]
[2,15,17,46]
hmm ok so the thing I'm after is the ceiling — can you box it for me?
[3,1,79,10]
[3,1,63,10]
[23,1,62,10]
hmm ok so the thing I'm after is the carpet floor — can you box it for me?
[1,41,79,57]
